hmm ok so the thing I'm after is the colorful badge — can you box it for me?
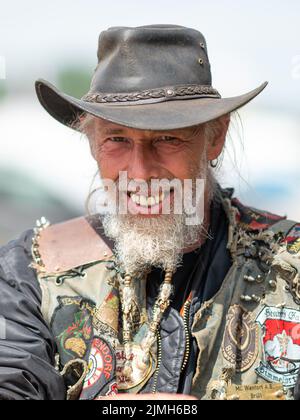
[222,305,259,372]
[80,336,117,400]
[285,224,300,255]
[93,288,119,338]
[232,198,285,231]
[51,296,95,366]
[256,306,300,389]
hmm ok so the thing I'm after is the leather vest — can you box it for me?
[32,197,300,400]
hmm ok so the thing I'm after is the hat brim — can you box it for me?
[35,79,268,131]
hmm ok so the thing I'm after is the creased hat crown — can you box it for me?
[89,25,212,95]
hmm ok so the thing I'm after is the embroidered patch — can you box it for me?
[222,305,259,373]
[51,296,95,366]
[80,336,117,400]
[256,306,300,389]
[93,288,119,338]
[232,198,284,231]
[285,225,300,255]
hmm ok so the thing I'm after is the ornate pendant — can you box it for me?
[116,344,157,392]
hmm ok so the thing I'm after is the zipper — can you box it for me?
[151,330,162,393]
[181,300,191,372]
[152,299,191,392]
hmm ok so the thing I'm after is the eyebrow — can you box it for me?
[100,128,188,138]
[102,129,126,136]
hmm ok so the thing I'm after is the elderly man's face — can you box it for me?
[87,117,228,216]
[85,115,229,273]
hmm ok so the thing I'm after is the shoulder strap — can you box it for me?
[36,216,114,274]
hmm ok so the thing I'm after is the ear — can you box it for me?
[206,114,230,161]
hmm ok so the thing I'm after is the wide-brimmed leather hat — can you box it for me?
[35,24,268,131]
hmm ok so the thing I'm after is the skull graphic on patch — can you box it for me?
[256,306,300,389]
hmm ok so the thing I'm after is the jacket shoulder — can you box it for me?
[231,196,299,252]
[0,229,35,279]
[32,215,114,275]
[0,229,43,303]
[231,197,288,232]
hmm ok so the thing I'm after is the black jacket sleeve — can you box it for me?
[0,230,66,400]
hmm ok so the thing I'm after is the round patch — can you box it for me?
[222,305,259,373]
[80,336,116,400]
[256,306,300,389]
[85,350,104,387]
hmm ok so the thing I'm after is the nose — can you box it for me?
[126,143,160,181]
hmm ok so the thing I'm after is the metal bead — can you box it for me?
[256,275,264,284]
[123,331,131,341]
[241,294,261,303]
[165,89,175,97]
[40,217,48,226]
[244,275,256,283]
[241,295,253,302]
[164,271,173,282]
[198,58,204,65]
[55,278,63,287]
[244,274,264,284]
[269,280,277,289]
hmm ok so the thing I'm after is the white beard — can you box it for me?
[92,167,216,277]
[101,210,205,276]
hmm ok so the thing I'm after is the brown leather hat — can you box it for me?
[35,24,268,131]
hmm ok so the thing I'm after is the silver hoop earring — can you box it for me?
[210,159,218,168]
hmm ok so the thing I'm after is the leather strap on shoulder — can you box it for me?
[36,216,113,274]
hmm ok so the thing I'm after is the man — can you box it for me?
[0,25,300,401]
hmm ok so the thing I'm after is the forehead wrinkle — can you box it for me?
[102,128,126,135]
